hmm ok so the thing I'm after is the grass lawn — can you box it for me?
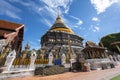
[111,75,120,80]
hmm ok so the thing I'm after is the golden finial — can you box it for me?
[58,7,60,18]
[55,7,63,23]
[25,42,30,50]
[57,7,61,19]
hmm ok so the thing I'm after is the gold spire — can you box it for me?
[55,9,63,23]
[50,8,74,34]
[25,42,30,50]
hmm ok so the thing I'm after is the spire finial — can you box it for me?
[57,7,60,18]
[55,7,63,23]
[25,42,30,50]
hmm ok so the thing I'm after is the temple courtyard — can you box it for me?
[8,65,120,80]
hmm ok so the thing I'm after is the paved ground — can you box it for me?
[9,65,120,80]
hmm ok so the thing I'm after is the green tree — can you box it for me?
[99,32,120,53]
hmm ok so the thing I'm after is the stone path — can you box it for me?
[9,65,120,80]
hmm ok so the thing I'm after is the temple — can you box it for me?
[82,41,108,59]
[41,13,84,65]
[0,13,119,79]
[0,20,24,67]
[0,20,24,54]
[81,41,111,70]
[111,41,120,53]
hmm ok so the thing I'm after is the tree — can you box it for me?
[99,32,120,53]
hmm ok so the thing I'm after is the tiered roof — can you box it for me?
[82,41,105,51]
[49,14,74,34]
[0,20,24,39]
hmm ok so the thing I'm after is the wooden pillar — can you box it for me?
[87,50,90,59]
[88,50,91,59]
[98,49,101,58]
[89,50,93,59]
[96,50,100,58]
[86,51,89,59]
[92,49,95,58]
[94,50,97,58]
[99,50,102,58]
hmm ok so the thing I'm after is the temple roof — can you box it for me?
[0,30,12,38]
[0,20,24,39]
[86,41,98,47]
[82,41,105,52]
[49,14,74,34]
[0,20,23,31]
[82,41,105,50]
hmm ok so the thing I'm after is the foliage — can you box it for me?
[99,32,120,53]
[34,65,68,76]
[111,75,120,80]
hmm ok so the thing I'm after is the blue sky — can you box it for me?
[0,0,120,50]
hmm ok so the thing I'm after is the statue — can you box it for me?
[48,52,54,66]
[61,53,66,65]
[84,62,91,72]
[4,50,16,72]
[29,50,36,70]
[109,55,113,62]
[117,55,120,61]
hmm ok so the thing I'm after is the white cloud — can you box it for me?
[0,0,21,19]
[11,0,74,27]
[38,0,74,27]
[77,20,83,25]
[92,17,99,21]
[7,0,83,30]
[40,0,73,14]
[91,0,118,14]
[93,26,100,32]
[38,39,41,42]
[73,26,78,28]
[42,18,52,27]
[89,25,100,32]
[70,15,83,26]
[61,15,83,31]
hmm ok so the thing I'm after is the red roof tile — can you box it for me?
[0,20,24,38]
[0,20,23,31]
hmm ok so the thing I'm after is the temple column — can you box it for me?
[92,50,95,58]
[91,50,94,59]
[99,50,102,58]
[88,50,90,59]
[96,50,100,58]
[88,51,91,59]
[86,52,89,59]
[93,50,97,58]
[88,50,91,59]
